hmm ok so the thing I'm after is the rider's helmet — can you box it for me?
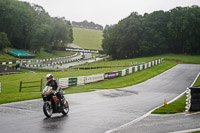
[46,74,53,81]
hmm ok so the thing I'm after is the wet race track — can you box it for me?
[0,64,200,133]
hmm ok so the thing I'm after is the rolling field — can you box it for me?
[72,27,103,50]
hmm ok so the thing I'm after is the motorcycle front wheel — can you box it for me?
[43,102,53,118]
[62,99,69,115]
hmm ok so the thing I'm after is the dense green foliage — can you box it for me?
[102,6,200,59]
[0,32,11,50]
[0,0,73,53]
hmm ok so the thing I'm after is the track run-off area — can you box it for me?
[0,64,200,133]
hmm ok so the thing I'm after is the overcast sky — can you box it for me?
[20,0,200,27]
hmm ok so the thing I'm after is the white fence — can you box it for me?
[58,59,163,89]
[84,74,104,84]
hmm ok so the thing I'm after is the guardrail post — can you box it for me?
[19,81,22,92]
[40,79,42,92]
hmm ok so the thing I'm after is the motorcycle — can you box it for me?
[42,86,69,117]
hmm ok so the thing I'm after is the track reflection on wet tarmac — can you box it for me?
[41,115,69,132]
[0,64,200,133]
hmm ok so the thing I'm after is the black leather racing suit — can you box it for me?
[46,79,63,103]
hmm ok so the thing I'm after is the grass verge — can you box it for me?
[0,54,199,104]
[0,60,175,104]
[66,60,176,94]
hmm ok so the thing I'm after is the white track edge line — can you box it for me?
[105,72,200,133]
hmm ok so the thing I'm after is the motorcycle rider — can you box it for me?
[44,74,64,106]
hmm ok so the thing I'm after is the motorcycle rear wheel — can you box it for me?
[62,99,69,115]
[43,102,53,118]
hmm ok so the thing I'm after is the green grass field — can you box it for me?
[0,54,200,104]
[72,27,103,50]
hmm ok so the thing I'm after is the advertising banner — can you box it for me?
[122,69,126,76]
[85,74,104,83]
[77,76,85,85]
[104,72,117,79]
[128,67,132,74]
[59,78,69,89]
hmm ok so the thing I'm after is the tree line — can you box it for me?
[102,6,200,59]
[0,0,73,53]
[72,20,103,30]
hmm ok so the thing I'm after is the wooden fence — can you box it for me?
[19,79,42,92]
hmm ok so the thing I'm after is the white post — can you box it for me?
[0,82,1,93]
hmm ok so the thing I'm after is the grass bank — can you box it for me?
[72,27,103,50]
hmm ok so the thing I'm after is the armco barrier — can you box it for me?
[139,64,143,71]
[58,59,162,89]
[132,67,135,73]
[148,62,151,68]
[126,69,129,75]
[186,86,200,112]
[68,77,77,86]
[77,76,85,85]
[128,67,132,74]
[59,78,69,89]
[85,74,104,84]
[152,61,155,66]
[144,64,147,69]
[118,71,122,77]
[105,72,117,79]
[122,69,126,77]
[135,66,138,72]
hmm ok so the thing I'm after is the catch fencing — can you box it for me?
[58,59,163,89]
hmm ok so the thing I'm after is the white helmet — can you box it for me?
[46,74,53,80]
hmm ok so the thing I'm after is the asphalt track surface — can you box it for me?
[0,64,200,133]
[44,52,94,69]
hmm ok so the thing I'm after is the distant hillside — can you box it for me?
[72,20,103,30]
[73,27,103,50]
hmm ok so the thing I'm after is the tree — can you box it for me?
[102,25,118,59]
[0,32,11,50]
[139,11,170,56]
[102,12,143,59]
[0,0,73,53]
[102,6,200,59]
